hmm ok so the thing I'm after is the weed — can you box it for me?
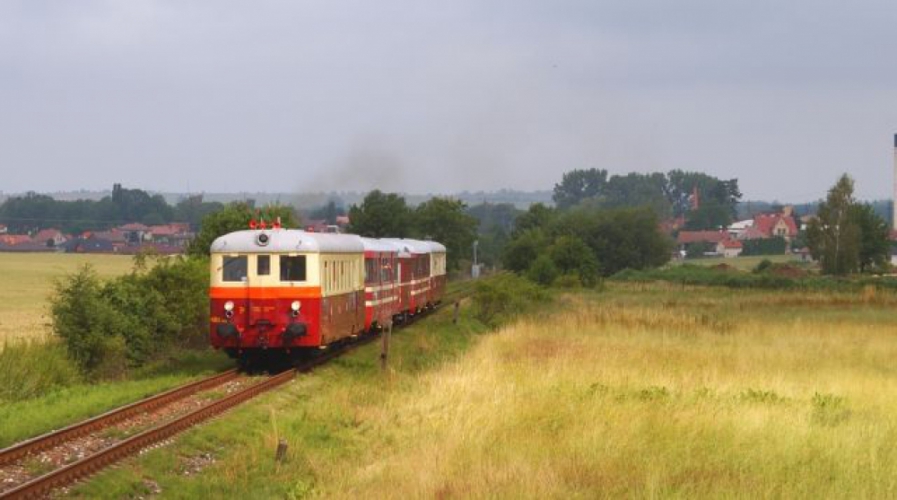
[739,388,784,404]
[811,393,851,426]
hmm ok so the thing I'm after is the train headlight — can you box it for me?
[224,301,234,312]
[291,300,301,312]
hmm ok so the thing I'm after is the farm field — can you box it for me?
[73,282,897,498]
[0,253,133,343]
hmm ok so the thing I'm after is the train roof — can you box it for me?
[210,229,364,254]
[359,237,400,254]
[381,238,439,255]
[424,240,447,253]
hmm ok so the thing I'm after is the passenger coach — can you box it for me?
[209,228,446,362]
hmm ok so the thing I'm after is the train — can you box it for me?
[208,227,446,363]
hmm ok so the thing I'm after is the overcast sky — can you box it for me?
[1,1,896,201]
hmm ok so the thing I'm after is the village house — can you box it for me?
[117,223,151,244]
[32,228,67,248]
[147,223,193,247]
[717,239,743,258]
[676,230,729,249]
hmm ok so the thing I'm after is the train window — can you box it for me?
[365,259,376,284]
[222,256,247,282]
[280,255,307,282]
[257,255,270,276]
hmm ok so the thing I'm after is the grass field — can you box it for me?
[0,253,133,343]
[672,253,803,271]
[70,282,897,498]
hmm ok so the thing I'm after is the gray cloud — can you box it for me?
[1,0,896,201]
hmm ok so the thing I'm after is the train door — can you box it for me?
[247,254,277,348]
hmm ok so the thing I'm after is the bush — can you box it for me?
[753,259,773,273]
[52,256,210,377]
[554,274,582,289]
[472,274,552,328]
[526,255,559,286]
[550,235,601,287]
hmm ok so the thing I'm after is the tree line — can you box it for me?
[0,186,225,234]
[552,168,741,229]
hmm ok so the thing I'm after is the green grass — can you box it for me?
[0,349,231,448]
[0,253,133,343]
[672,253,803,271]
[65,281,897,498]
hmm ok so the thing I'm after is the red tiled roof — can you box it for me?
[148,224,190,236]
[753,214,798,238]
[719,239,743,249]
[119,223,149,231]
[33,229,64,241]
[0,235,32,246]
[676,230,728,245]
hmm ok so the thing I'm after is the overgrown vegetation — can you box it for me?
[471,273,552,328]
[0,340,81,402]
[51,254,209,377]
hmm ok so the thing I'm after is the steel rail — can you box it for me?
[1,287,470,499]
[0,368,239,467]
[0,335,383,499]
[1,369,295,500]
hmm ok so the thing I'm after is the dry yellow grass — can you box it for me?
[0,253,133,343]
[318,291,897,498]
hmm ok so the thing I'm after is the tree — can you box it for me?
[549,235,600,286]
[806,174,861,275]
[501,229,548,273]
[600,172,671,216]
[174,194,225,230]
[552,168,608,210]
[526,255,559,285]
[512,203,556,236]
[850,203,890,273]
[187,202,298,257]
[413,197,478,270]
[347,190,413,238]
[684,200,733,230]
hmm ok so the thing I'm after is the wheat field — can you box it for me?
[0,253,133,344]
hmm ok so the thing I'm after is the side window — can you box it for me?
[280,255,307,282]
[223,256,247,282]
[257,255,270,276]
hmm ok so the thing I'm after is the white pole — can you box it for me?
[893,134,897,231]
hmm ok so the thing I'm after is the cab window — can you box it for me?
[280,255,307,282]
[223,256,247,282]
[257,255,270,276]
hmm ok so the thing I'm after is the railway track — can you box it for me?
[0,285,476,499]
[0,335,381,499]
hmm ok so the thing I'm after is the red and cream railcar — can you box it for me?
[209,229,366,356]
[360,238,400,330]
[383,239,433,316]
[426,241,447,306]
